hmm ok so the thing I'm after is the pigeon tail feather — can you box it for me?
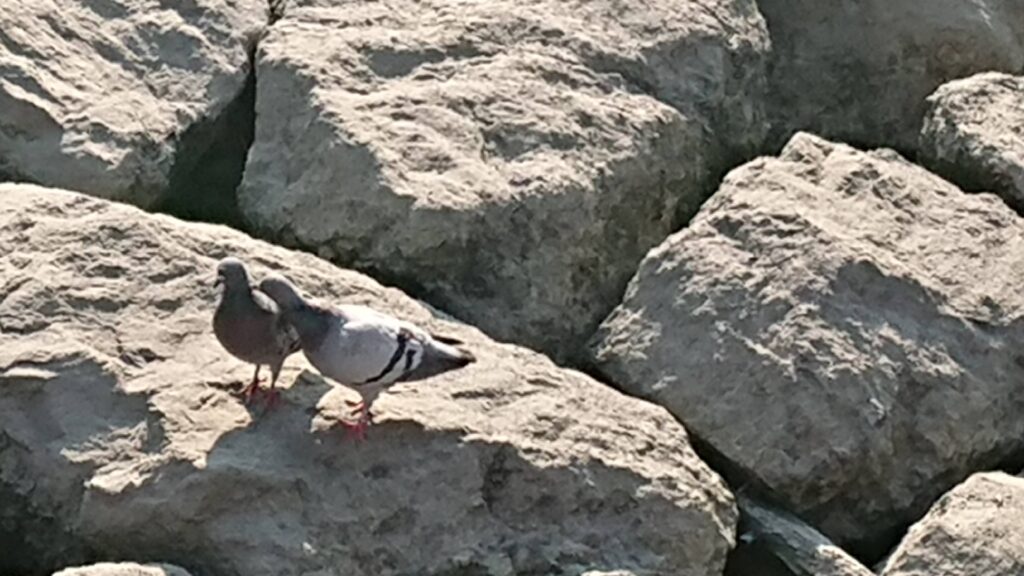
[403,338,475,382]
[430,333,467,346]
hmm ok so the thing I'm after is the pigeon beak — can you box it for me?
[214,275,223,288]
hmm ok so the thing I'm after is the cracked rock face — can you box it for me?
[881,472,1024,576]
[920,72,1024,212]
[590,133,1024,554]
[0,183,735,576]
[0,0,267,207]
[238,0,769,361]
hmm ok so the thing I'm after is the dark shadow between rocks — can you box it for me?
[919,154,1024,215]
[723,538,796,576]
[155,52,257,230]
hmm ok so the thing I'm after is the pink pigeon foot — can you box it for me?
[241,377,266,403]
[338,402,372,441]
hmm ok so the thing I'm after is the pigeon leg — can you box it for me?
[263,363,284,410]
[337,401,371,441]
[241,365,263,402]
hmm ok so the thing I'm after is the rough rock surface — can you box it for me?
[53,563,192,576]
[0,0,266,208]
[238,0,769,360]
[881,472,1024,576]
[759,0,1024,151]
[590,132,1024,554]
[920,72,1024,211]
[0,183,735,576]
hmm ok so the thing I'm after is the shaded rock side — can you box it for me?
[920,72,1024,211]
[0,183,736,576]
[736,494,872,576]
[881,472,1024,576]
[760,0,1024,152]
[0,0,267,207]
[238,0,769,361]
[590,132,1024,555]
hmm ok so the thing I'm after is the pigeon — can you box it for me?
[212,257,301,407]
[258,273,476,440]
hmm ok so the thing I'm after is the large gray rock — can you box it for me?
[0,0,266,208]
[589,132,1024,553]
[920,72,1024,211]
[238,0,769,361]
[881,472,1024,576]
[53,563,192,576]
[760,0,1024,151]
[0,183,736,576]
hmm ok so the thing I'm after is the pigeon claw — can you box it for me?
[241,379,263,403]
[338,403,372,442]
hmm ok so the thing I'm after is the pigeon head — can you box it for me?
[259,274,307,311]
[215,257,252,290]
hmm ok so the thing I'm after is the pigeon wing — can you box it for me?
[299,305,420,385]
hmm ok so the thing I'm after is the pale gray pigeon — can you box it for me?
[212,258,301,406]
[259,273,476,439]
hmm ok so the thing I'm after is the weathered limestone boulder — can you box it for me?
[53,563,192,576]
[590,132,1024,554]
[881,472,1024,576]
[920,72,1024,211]
[760,0,1024,151]
[238,0,769,361]
[0,0,266,208]
[0,183,736,576]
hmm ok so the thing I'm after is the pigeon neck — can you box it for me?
[286,302,331,348]
[219,284,254,307]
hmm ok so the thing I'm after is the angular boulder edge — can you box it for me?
[881,471,1024,576]
[919,71,1024,212]
[588,131,1024,557]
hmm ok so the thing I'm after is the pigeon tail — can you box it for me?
[430,333,467,346]
[434,339,476,366]
[403,338,475,382]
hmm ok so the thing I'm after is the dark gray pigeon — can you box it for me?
[259,273,476,440]
[212,258,300,406]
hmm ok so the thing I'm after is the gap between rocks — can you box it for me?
[153,0,287,229]
[152,46,258,230]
